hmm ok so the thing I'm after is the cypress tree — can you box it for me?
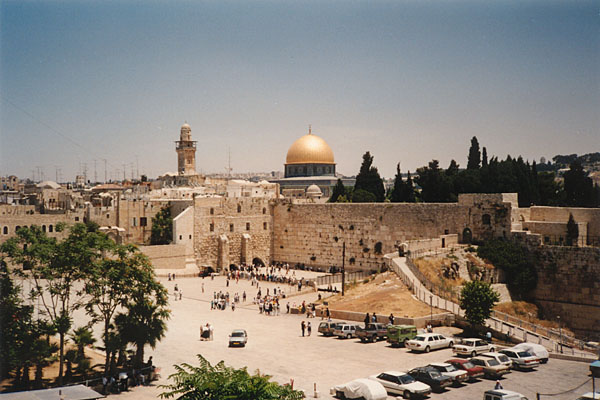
[354,151,385,202]
[566,213,579,246]
[390,163,403,203]
[328,179,346,203]
[467,136,481,170]
[482,147,488,167]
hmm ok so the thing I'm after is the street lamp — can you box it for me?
[557,315,563,354]
[429,294,433,326]
[341,242,346,297]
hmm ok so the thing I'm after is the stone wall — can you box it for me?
[529,206,600,241]
[139,244,190,270]
[530,244,600,340]
[193,197,272,270]
[0,205,84,244]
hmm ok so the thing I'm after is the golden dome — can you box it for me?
[285,131,335,165]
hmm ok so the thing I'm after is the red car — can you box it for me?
[446,358,484,381]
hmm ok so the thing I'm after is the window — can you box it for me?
[132,217,137,227]
[230,223,234,232]
[262,207,266,214]
[49,225,53,233]
[189,235,192,239]
[237,204,241,213]
[75,216,80,221]
[140,217,147,227]
[210,208,214,215]
[179,235,182,240]
[210,223,214,232]
[2,227,7,234]
[42,225,46,232]
[263,222,267,230]
[482,214,491,225]
[107,214,110,219]
[246,223,250,231]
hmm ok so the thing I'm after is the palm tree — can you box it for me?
[70,326,96,362]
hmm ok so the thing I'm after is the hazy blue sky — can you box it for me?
[1,0,598,181]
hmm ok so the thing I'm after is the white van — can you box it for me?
[484,389,528,400]
[334,323,361,339]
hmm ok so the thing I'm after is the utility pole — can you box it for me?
[94,159,97,184]
[103,159,107,183]
[225,147,232,177]
[342,242,346,296]
[122,164,126,182]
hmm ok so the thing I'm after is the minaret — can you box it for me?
[176,122,197,175]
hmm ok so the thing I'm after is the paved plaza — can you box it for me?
[92,273,594,400]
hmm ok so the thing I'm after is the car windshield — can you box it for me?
[400,375,415,384]
[428,370,442,378]
[445,365,457,372]
[499,355,510,362]
[231,332,245,337]
[488,359,499,366]
[414,336,426,341]
[463,362,475,369]
[518,351,531,357]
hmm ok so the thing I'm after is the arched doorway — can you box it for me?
[462,228,472,244]
[229,264,239,271]
[252,257,265,267]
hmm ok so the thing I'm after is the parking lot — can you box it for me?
[97,274,595,400]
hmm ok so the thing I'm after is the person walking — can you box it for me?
[372,312,377,323]
[388,313,394,325]
[364,313,370,328]
[307,322,312,336]
[301,321,306,337]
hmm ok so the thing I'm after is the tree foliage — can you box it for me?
[467,136,481,170]
[151,205,173,245]
[159,354,304,400]
[566,213,579,246]
[328,179,346,203]
[459,280,500,327]
[477,239,538,297]
[354,152,385,202]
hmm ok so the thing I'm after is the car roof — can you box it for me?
[446,358,467,364]
[231,329,246,333]
[415,333,442,337]
[481,352,504,357]
[471,356,487,361]
[485,389,524,396]
[429,362,451,367]
[381,371,407,376]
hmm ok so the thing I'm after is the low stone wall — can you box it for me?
[139,244,190,270]
[314,308,455,329]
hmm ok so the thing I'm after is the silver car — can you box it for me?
[228,329,248,347]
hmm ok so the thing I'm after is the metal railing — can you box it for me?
[538,234,600,248]
[314,271,371,286]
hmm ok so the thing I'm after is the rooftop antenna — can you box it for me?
[309,124,312,134]
[225,147,232,177]
[103,159,107,183]
[94,159,98,184]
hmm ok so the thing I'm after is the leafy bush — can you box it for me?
[477,239,537,297]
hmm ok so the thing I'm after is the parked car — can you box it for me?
[405,333,454,353]
[428,362,468,385]
[369,371,431,399]
[356,323,388,343]
[484,389,529,400]
[470,356,511,378]
[387,324,417,348]
[499,348,540,370]
[481,352,513,369]
[453,338,495,357]
[228,329,248,347]
[512,342,549,364]
[576,392,600,400]
[330,378,388,400]
[407,366,453,392]
[446,358,484,381]
[318,321,343,337]
[334,323,361,339]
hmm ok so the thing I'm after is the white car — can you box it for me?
[577,392,600,400]
[484,389,529,400]
[428,362,468,385]
[481,352,513,369]
[405,333,454,353]
[228,329,248,347]
[499,348,540,370]
[453,338,495,356]
[331,378,388,400]
[369,371,432,398]
[512,342,549,364]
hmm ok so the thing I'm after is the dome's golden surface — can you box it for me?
[285,133,335,165]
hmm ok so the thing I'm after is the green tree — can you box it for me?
[459,280,500,328]
[390,163,404,203]
[151,205,173,245]
[159,354,304,400]
[566,213,579,246]
[401,171,416,202]
[482,147,488,167]
[477,239,538,297]
[351,189,377,203]
[467,136,481,170]
[416,160,454,202]
[328,178,346,203]
[70,326,96,364]
[114,253,170,367]
[353,151,385,202]
[563,161,596,207]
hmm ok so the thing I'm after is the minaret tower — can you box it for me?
[176,122,197,175]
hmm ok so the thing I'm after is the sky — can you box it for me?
[1,0,598,182]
